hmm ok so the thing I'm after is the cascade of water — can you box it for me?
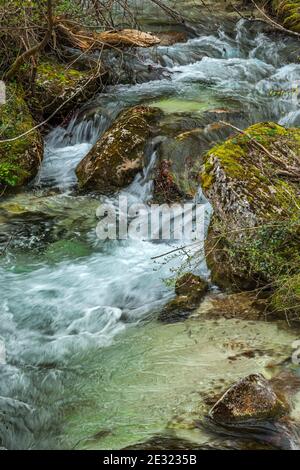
[1,15,300,450]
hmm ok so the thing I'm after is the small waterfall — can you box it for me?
[1,13,300,450]
[126,148,158,203]
[36,106,118,189]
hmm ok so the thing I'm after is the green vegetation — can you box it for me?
[271,273,300,321]
[0,84,43,189]
[30,59,100,121]
[202,122,300,219]
[202,122,300,320]
[272,0,300,33]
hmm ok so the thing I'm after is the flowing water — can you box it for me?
[1,9,300,450]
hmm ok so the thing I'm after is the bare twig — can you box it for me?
[0,58,103,144]
[250,0,300,38]
[4,0,54,80]
[219,120,300,180]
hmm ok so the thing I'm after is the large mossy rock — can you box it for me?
[0,84,43,191]
[76,106,161,192]
[271,1,300,33]
[30,59,104,122]
[201,122,300,293]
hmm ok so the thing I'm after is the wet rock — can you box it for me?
[159,273,208,322]
[0,210,55,253]
[76,106,162,192]
[0,85,43,191]
[201,122,300,294]
[209,373,288,423]
[153,130,207,203]
[175,273,208,297]
[30,59,104,123]
[195,292,266,321]
[123,434,201,450]
[123,434,282,450]
[206,373,300,450]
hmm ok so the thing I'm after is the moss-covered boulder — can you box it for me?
[30,59,104,122]
[0,84,43,191]
[271,1,300,33]
[154,130,206,203]
[76,106,162,192]
[201,122,300,292]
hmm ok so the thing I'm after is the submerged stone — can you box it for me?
[209,373,288,423]
[195,291,266,321]
[64,317,298,450]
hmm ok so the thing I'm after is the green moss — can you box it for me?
[35,60,86,89]
[202,122,300,217]
[272,1,300,33]
[206,140,246,180]
[76,106,162,191]
[29,58,101,122]
[201,172,213,190]
[0,162,28,186]
[0,84,43,189]
[202,121,300,305]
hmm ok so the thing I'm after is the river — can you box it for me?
[0,4,300,449]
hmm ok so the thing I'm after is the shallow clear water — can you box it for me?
[0,14,300,450]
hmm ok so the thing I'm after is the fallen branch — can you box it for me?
[56,20,160,50]
[4,0,54,80]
